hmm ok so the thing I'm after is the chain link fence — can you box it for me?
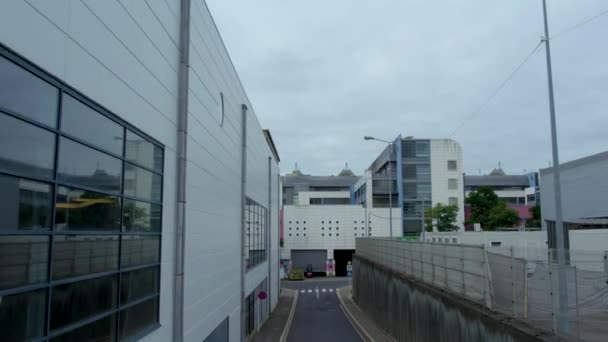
[355,238,608,341]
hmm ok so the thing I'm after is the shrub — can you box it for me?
[288,268,304,281]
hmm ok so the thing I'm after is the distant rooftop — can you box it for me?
[282,175,360,187]
[464,175,529,187]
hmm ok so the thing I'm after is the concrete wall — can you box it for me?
[282,205,401,259]
[0,1,279,341]
[430,139,465,228]
[354,256,547,342]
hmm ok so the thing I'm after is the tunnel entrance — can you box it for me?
[334,249,355,277]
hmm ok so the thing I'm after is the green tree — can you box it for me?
[485,201,520,230]
[526,205,542,227]
[465,186,499,228]
[424,203,459,232]
[466,186,520,230]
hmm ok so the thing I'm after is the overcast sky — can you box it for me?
[206,0,608,176]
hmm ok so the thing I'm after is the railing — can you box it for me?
[355,238,608,341]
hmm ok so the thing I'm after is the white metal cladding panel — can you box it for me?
[185,2,280,341]
[430,140,465,228]
[541,156,608,223]
[270,162,281,309]
[0,2,180,340]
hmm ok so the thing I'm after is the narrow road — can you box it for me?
[282,278,363,342]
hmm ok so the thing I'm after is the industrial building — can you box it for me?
[0,2,280,342]
[541,150,608,235]
[281,137,464,275]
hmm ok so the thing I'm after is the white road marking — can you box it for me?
[315,286,319,299]
[300,290,305,293]
[329,289,334,292]
[307,289,312,293]
[321,288,326,293]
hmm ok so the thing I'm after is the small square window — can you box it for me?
[361,221,364,224]
[336,221,339,224]
[322,221,324,224]
[296,234,299,236]
[304,233,307,237]
[355,233,357,236]
[354,226,357,229]
[289,228,292,230]
[448,160,457,171]
[369,233,372,236]
[296,227,299,230]
[289,234,292,236]
[322,227,324,230]
[322,233,325,236]
[303,221,306,224]
[289,221,292,224]
[296,221,299,224]
[354,221,357,224]
[448,178,458,190]
[336,233,339,237]
[329,221,332,224]
[448,197,458,206]
[303,227,306,230]
[336,227,339,230]
[329,227,331,230]
[329,233,332,236]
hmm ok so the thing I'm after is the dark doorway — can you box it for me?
[334,249,355,277]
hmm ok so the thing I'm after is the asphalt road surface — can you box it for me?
[283,278,363,342]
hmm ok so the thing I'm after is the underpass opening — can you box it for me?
[334,249,355,277]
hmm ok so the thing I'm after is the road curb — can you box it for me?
[279,289,298,342]
[337,287,375,342]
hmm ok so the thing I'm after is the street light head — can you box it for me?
[363,136,375,141]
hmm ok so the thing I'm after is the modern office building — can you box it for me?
[281,138,463,274]
[0,2,280,342]
[541,151,608,237]
[353,137,465,235]
[281,171,398,276]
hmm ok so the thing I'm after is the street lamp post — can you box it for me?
[364,136,394,238]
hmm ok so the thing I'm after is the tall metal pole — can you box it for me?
[388,143,393,238]
[541,0,569,334]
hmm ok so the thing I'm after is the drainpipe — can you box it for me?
[173,0,191,341]
[240,105,248,340]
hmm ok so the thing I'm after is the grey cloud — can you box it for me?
[207,0,608,176]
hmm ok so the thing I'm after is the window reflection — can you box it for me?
[61,95,123,155]
[123,199,161,232]
[55,186,121,231]
[126,130,163,172]
[121,235,160,268]
[0,113,56,179]
[118,297,159,340]
[0,55,58,127]
[0,236,48,290]
[0,289,46,341]
[0,174,52,231]
[58,138,122,193]
[50,314,116,342]
[52,235,119,280]
[120,267,159,305]
[50,275,117,331]
[124,164,162,202]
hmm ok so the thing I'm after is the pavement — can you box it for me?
[282,278,364,342]
[251,288,298,342]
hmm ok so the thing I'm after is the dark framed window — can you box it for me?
[245,198,268,269]
[0,48,163,341]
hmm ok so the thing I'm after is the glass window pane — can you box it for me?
[0,236,48,290]
[50,314,116,342]
[0,174,52,231]
[58,138,122,193]
[52,235,119,280]
[55,186,121,231]
[121,235,160,268]
[0,113,56,179]
[118,297,158,340]
[204,317,229,342]
[126,130,163,172]
[123,200,161,232]
[120,267,159,305]
[0,289,46,341]
[50,274,118,331]
[61,95,123,155]
[124,164,161,202]
[0,55,59,126]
